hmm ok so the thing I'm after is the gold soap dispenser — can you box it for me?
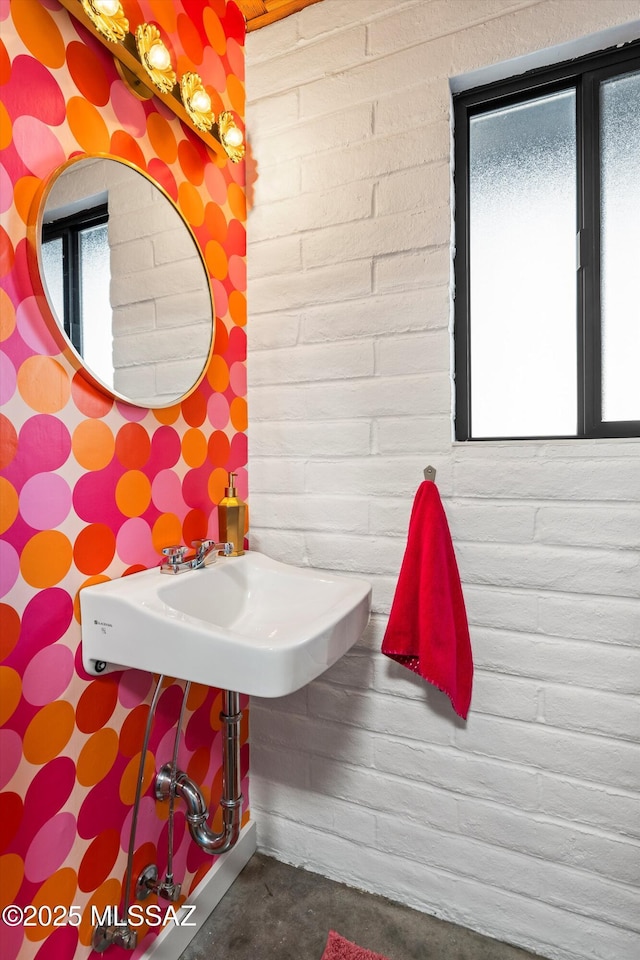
[218,472,246,556]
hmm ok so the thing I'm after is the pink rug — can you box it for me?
[321,930,391,960]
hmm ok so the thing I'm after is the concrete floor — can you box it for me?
[178,853,543,960]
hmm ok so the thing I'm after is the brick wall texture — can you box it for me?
[244,3,640,959]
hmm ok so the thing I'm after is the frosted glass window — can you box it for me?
[468,90,577,438]
[80,224,113,390]
[600,70,640,422]
[41,237,64,323]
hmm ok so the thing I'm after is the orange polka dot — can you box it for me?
[149,0,177,33]
[67,97,110,154]
[119,704,150,757]
[152,513,182,553]
[0,37,9,86]
[178,181,205,227]
[16,356,70,414]
[115,470,152,518]
[76,727,120,787]
[79,879,121,947]
[74,574,110,624]
[0,101,11,152]
[182,389,207,427]
[25,868,77,942]
[203,7,226,55]
[12,0,66,69]
[23,700,75,765]
[147,112,178,165]
[228,290,246,327]
[204,202,228,245]
[153,404,181,425]
[206,354,229,392]
[74,523,116,575]
[178,139,205,186]
[120,750,155,806]
[72,419,115,471]
[0,477,18,534]
[110,130,146,170]
[226,75,245,116]
[182,428,208,467]
[0,289,15,342]
[0,414,18,469]
[0,225,15,278]
[227,182,246,221]
[21,530,73,588]
[207,467,228,504]
[12,175,40,225]
[0,854,24,911]
[115,422,151,469]
[183,508,207,545]
[0,667,21,726]
[187,682,209,711]
[205,240,227,282]
[208,430,230,465]
[0,605,20,662]
[71,373,113,418]
[76,674,118,733]
[230,396,248,432]
[177,13,204,64]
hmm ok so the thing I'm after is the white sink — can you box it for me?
[80,552,371,697]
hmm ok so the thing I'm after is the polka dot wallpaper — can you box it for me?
[0,2,248,957]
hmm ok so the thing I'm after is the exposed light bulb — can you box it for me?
[191,89,211,113]
[147,41,171,71]
[224,125,243,148]
[94,0,120,14]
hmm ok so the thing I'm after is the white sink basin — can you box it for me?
[80,552,371,697]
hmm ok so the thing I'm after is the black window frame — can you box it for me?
[453,41,640,441]
[42,203,109,356]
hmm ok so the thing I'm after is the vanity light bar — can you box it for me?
[67,0,245,162]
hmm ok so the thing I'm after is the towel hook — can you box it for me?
[423,465,437,482]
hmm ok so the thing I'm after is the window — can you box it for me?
[42,203,112,384]
[454,42,640,440]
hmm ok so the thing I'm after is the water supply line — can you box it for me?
[155,689,243,855]
[92,674,165,954]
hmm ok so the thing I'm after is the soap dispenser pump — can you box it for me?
[218,473,246,556]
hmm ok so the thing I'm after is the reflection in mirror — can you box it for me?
[37,156,214,407]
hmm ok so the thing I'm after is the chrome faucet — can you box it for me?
[160,540,233,575]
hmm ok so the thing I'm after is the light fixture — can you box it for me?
[217,111,245,163]
[135,23,176,93]
[80,0,128,42]
[180,72,215,133]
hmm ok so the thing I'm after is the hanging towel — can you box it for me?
[381,481,473,719]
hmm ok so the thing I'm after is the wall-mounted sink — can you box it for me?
[80,552,371,697]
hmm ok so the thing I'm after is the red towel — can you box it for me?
[321,930,391,960]
[381,481,473,719]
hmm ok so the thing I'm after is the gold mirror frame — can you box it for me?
[27,154,216,409]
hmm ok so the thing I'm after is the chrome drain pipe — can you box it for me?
[155,690,243,855]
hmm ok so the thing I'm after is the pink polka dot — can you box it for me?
[0,729,23,789]
[120,796,158,851]
[204,164,228,205]
[0,924,23,960]
[229,360,246,397]
[16,296,61,356]
[20,473,72,530]
[22,757,76,844]
[12,115,66,179]
[115,401,148,422]
[118,669,153,709]
[24,811,76,883]
[116,517,158,567]
[211,279,228,317]
[151,469,187,517]
[0,352,16,404]
[0,164,12,214]
[22,644,75,706]
[110,80,148,137]
[207,392,230,429]
[2,56,66,126]
[18,415,72,474]
[0,540,19,597]
[200,46,226,92]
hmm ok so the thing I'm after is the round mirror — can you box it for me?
[31,156,214,407]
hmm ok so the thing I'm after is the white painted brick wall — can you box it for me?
[245,2,640,959]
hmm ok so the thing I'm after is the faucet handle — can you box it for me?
[162,545,187,561]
